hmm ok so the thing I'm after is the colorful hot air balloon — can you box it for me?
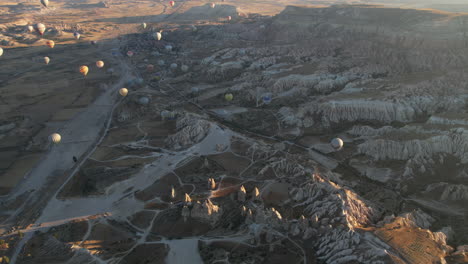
[169,1,175,7]
[40,0,49,8]
[50,133,61,144]
[225,93,233,101]
[44,56,50,65]
[27,25,34,33]
[331,138,344,150]
[36,23,46,35]
[46,40,55,48]
[73,32,80,40]
[0,48,3,57]
[210,3,215,8]
[96,60,104,68]
[79,65,89,77]
[227,16,232,21]
[141,22,147,29]
[119,88,128,97]
[127,51,134,57]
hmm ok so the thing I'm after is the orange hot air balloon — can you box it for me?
[169,1,175,7]
[96,60,104,68]
[79,65,89,76]
[46,40,55,48]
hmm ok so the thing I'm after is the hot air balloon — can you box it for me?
[73,32,80,40]
[79,65,89,77]
[191,25,197,32]
[141,22,147,29]
[155,32,162,41]
[40,0,48,8]
[27,25,34,33]
[331,138,344,150]
[225,93,233,101]
[227,16,232,21]
[46,40,55,48]
[50,133,61,144]
[96,60,104,68]
[169,1,175,7]
[36,23,46,35]
[210,3,215,8]
[170,63,178,70]
[262,94,272,104]
[181,65,189,72]
[119,88,128,97]
[158,60,165,66]
[138,97,150,105]
[127,51,134,57]
[90,40,97,45]
[0,48,3,57]
[44,56,50,65]
[146,64,154,73]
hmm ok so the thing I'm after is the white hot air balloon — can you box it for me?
[181,65,189,72]
[27,25,34,33]
[210,3,215,8]
[44,56,50,65]
[170,63,178,70]
[36,23,46,35]
[155,32,162,41]
[50,133,61,144]
[0,48,3,57]
[331,138,344,150]
[141,22,147,29]
[40,0,49,8]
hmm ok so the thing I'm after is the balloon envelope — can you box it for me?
[36,23,46,35]
[73,32,80,40]
[27,25,34,33]
[46,40,55,48]
[227,16,232,21]
[170,63,178,69]
[40,0,48,7]
[0,48,3,57]
[146,64,154,72]
[50,133,61,144]
[225,93,233,101]
[44,56,50,64]
[96,60,104,68]
[181,65,189,72]
[210,3,215,8]
[262,94,272,104]
[331,138,344,150]
[119,88,128,97]
[155,32,162,41]
[138,97,150,105]
[79,65,89,76]
[169,1,175,7]
[142,22,147,29]
[127,51,134,57]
